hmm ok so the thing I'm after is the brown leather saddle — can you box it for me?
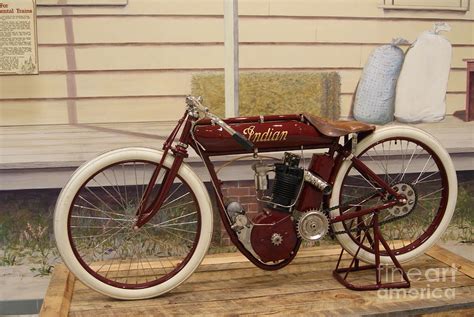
[303,113,375,137]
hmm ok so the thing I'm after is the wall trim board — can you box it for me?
[36,42,474,48]
[0,91,465,102]
[34,67,469,74]
[36,14,474,22]
[0,95,188,102]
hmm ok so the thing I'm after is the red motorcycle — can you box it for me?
[54,96,457,299]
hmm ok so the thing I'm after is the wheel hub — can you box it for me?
[388,183,417,217]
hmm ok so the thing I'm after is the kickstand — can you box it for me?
[332,211,410,291]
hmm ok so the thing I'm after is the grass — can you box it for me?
[0,190,58,274]
[442,186,473,243]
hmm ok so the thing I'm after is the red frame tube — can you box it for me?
[329,200,398,224]
[135,115,185,217]
[351,156,401,198]
[135,114,193,228]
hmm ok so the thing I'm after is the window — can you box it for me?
[380,0,470,11]
[36,0,127,5]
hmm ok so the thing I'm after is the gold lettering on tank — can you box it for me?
[242,126,288,142]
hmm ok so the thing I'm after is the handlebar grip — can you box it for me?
[232,132,254,151]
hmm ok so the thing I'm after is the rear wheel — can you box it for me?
[330,126,457,264]
[54,148,213,299]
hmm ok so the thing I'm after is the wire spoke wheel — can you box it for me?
[69,160,200,288]
[330,127,457,264]
[55,148,212,299]
[340,137,448,255]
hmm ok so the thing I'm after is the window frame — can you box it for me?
[36,0,127,6]
[379,0,470,12]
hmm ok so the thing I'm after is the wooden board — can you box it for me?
[1,115,472,165]
[0,93,467,126]
[34,0,474,20]
[36,17,473,45]
[39,244,474,316]
[426,245,474,279]
[0,69,467,100]
[7,44,467,72]
[40,264,75,317]
[0,115,473,190]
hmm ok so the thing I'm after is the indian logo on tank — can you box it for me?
[242,126,288,142]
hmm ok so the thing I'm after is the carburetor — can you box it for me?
[252,162,274,191]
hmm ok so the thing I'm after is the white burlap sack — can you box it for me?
[353,38,406,124]
[394,23,452,123]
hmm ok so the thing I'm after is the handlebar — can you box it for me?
[186,96,254,151]
[232,132,255,152]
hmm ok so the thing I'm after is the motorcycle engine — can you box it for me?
[227,153,304,263]
[226,202,298,263]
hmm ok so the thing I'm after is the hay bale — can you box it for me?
[191,72,341,119]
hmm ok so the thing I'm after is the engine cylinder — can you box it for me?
[271,163,303,207]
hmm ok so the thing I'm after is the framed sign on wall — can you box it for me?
[0,0,38,75]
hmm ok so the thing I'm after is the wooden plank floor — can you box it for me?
[40,245,474,317]
[0,116,473,190]
[1,116,473,169]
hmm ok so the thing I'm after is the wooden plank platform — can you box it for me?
[40,245,474,316]
[1,116,473,190]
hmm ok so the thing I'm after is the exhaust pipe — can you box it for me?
[304,170,332,195]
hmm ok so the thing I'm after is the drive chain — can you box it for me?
[323,189,413,236]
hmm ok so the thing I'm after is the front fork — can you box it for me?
[134,114,193,228]
[329,150,407,225]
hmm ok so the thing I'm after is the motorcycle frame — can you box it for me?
[134,111,403,270]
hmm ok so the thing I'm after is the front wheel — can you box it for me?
[330,126,457,264]
[54,147,213,299]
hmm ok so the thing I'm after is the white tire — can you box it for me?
[330,126,457,264]
[54,147,213,299]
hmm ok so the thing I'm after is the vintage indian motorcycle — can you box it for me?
[54,96,457,299]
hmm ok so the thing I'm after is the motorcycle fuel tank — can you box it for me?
[193,115,335,155]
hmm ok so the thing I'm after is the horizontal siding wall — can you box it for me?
[1,0,473,126]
